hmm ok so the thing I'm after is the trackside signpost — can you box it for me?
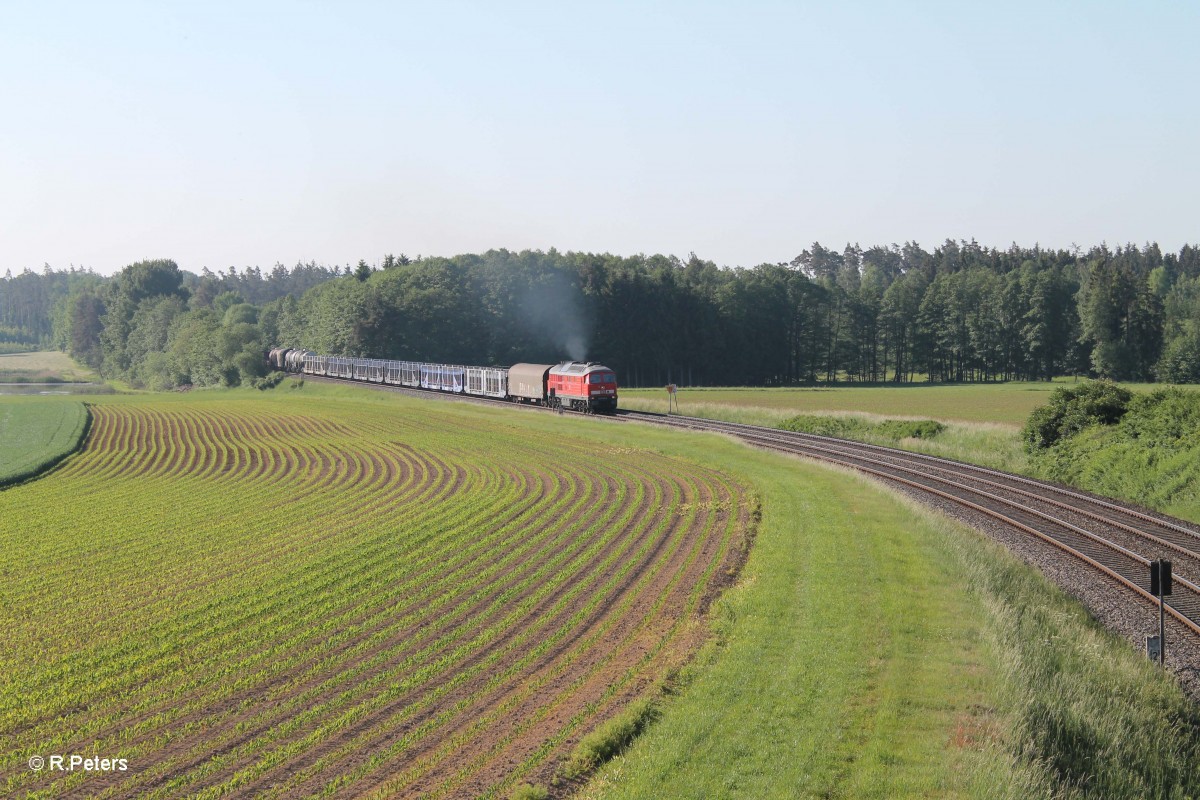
[1148,559,1172,666]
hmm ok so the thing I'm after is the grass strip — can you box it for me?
[574,430,1200,799]
[0,399,90,488]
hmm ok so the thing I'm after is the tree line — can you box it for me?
[6,239,1200,389]
[270,241,1200,387]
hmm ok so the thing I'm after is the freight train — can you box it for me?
[267,348,619,414]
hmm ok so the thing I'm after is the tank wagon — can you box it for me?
[271,349,618,413]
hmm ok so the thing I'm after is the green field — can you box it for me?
[0,399,90,486]
[623,383,1069,426]
[5,383,1198,799]
[1,388,749,798]
[0,350,97,384]
[624,381,1197,428]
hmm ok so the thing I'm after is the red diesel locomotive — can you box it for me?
[547,362,618,413]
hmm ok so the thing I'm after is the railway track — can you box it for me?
[620,410,1200,646]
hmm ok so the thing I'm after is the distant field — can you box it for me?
[623,382,1074,426]
[624,380,1199,427]
[0,399,89,486]
[0,350,96,383]
[1,390,748,798]
[620,381,1200,478]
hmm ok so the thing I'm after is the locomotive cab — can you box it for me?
[547,362,618,414]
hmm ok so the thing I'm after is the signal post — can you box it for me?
[1148,559,1172,666]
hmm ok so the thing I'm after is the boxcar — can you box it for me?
[507,363,553,403]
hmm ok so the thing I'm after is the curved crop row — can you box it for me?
[1,395,750,799]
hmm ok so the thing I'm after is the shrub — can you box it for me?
[780,415,944,441]
[876,419,945,440]
[251,371,287,390]
[1021,380,1132,452]
[1156,329,1200,383]
[779,415,871,438]
[509,784,549,800]
[1120,388,1200,447]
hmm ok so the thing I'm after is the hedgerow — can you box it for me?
[779,413,944,441]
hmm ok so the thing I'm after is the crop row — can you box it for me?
[1,395,749,798]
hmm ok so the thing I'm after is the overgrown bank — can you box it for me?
[1023,381,1200,521]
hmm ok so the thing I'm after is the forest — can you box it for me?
[3,239,1200,389]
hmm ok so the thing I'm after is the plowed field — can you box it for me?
[0,395,749,799]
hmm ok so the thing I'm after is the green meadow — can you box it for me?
[622,382,1071,426]
[622,381,1200,492]
[0,398,89,487]
[0,350,97,384]
[624,381,1197,426]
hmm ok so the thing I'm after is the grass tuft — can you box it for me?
[562,699,659,780]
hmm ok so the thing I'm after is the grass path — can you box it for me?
[572,441,1016,798]
[567,423,1200,799]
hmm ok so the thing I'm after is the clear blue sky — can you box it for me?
[2,1,1196,275]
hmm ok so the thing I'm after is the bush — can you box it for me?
[251,371,287,390]
[1120,388,1200,447]
[509,784,549,800]
[1156,329,1200,383]
[1024,386,1200,518]
[1021,380,1132,452]
[779,415,871,438]
[780,415,944,441]
[876,419,945,440]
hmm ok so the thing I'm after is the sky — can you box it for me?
[1,0,1196,276]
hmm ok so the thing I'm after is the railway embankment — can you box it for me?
[1024,382,1200,522]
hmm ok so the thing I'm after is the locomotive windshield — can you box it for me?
[588,372,616,384]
